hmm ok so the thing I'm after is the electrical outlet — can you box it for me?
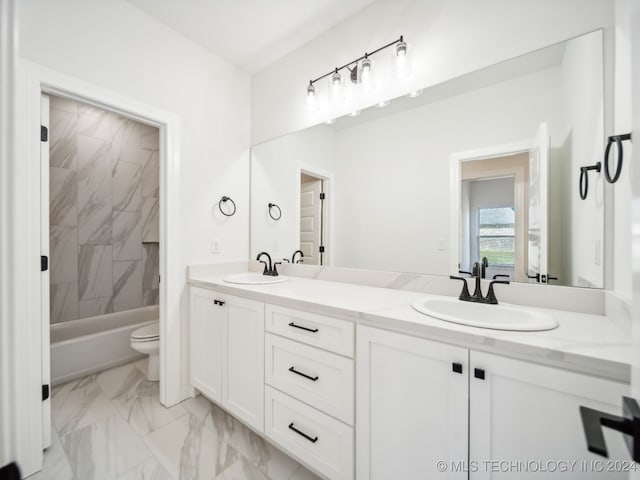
[211,239,221,254]
[437,238,447,251]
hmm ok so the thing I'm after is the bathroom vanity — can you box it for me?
[190,24,635,480]
[188,270,631,480]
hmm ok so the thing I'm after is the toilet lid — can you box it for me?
[131,322,159,340]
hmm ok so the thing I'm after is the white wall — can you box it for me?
[251,0,614,145]
[251,126,336,261]
[559,32,605,288]
[613,0,633,301]
[18,0,251,399]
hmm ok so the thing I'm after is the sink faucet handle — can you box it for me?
[485,279,510,304]
[450,275,471,301]
[273,262,282,277]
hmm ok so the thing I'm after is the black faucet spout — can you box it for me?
[256,252,273,275]
[292,250,304,264]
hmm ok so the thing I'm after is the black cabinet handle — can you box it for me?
[288,422,318,443]
[580,396,640,462]
[452,362,463,374]
[288,322,318,333]
[474,368,485,380]
[288,366,319,382]
[214,299,226,306]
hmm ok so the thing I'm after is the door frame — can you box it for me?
[298,164,332,266]
[17,60,182,473]
[450,139,532,280]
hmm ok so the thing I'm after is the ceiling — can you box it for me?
[125,0,377,74]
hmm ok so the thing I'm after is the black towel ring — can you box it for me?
[603,133,632,184]
[218,196,236,217]
[579,163,601,200]
[268,203,282,221]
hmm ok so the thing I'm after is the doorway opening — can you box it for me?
[40,93,162,449]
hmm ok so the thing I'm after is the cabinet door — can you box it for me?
[356,326,469,480]
[222,294,265,432]
[470,351,630,479]
[189,287,224,402]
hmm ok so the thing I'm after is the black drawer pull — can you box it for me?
[288,366,319,381]
[474,368,485,380]
[213,299,226,306]
[288,422,318,443]
[288,322,318,333]
[452,362,463,374]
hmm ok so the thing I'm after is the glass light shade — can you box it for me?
[306,83,317,110]
[330,70,345,103]
[359,57,374,91]
[393,40,412,79]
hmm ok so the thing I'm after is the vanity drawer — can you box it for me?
[265,333,354,424]
[265,304,354,357]
[265,385,353,480]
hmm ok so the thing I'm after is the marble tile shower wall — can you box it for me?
[49,96,160,323]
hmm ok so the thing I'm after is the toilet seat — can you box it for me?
[131,322,159,342]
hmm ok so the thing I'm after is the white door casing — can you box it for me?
[17,61,182,476]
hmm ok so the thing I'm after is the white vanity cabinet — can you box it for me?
[356,325,470,480]
[190,287,265,432]
[356,325,631,480]
[469,351,630,479]
[264,304,355,480]
[190,287,224,402]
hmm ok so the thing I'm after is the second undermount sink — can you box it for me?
[223,273,288,285]
[412,296,558,332]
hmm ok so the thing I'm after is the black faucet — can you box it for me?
[481,257,488,279]
[292,250,304,264]
[450,266,510,305]
[256,252,279,276]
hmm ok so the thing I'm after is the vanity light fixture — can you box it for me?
[376,100,391,108]
[349,110,361,117]
[407,89,423,98]
[325,118,336,125]
[305,35,408,106]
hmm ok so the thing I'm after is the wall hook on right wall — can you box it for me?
[603,133,632,184]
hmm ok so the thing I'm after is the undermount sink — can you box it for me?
[412,296,558,331]
[223,272,288,285]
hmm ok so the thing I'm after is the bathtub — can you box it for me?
[50,305,158,385]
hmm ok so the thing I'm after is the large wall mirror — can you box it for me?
[251,30,605,288]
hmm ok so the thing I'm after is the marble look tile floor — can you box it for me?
[28,360,322,480]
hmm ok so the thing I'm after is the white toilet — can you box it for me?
[130,321,160,381]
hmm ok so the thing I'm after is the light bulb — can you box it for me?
[306,83,316,110]
[360,57,372,86]
[393,39,411,79]
[349,110,361,117]
[330,69,344,103]
[325,118,336,125]
[376,100,390,108]
[407,89,423,98]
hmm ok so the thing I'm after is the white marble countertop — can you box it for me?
[189,272,631,384]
